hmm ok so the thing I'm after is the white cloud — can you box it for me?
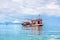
[0,0,60,16]
[45,2,60,9]
[12,0,22,2]
[13,19,20,23]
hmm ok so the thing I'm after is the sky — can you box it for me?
[0,0,60,16]
[0,0,60,23]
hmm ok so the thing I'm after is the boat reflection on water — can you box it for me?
[32,26,42,35]
[22,25,42,35]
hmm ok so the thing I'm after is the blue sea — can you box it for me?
[0,16,60,40]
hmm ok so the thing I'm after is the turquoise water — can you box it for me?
[0,23,60,40]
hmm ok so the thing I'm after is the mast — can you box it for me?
[39,15,40,19]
